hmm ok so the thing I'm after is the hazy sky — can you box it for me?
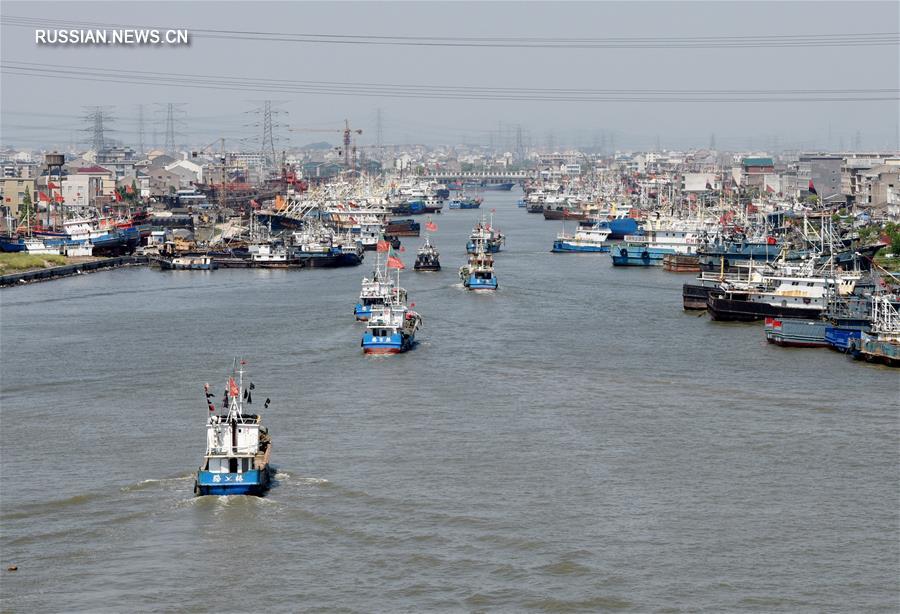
[1,1,898,152]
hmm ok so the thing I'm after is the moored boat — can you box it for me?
[384,218,420,237]
[764,317,830,348]
[158,254,217,270]
[551,221,611,253]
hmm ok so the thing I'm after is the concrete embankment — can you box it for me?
[0,256,149,287]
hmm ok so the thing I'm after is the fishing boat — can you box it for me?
[354,253,407,320]
[248,242,297,268]
[361,301,422,354]
[464,181,514,191]
[158,254,217,270]
[414,236,441,271]
[448,192,482,209]
[194,361,274,496]
[460,239,498,291]
[849,295,900,366]
[552,221,611,253]
[290,224,364,267]
[542,204,587,221]
[764,317,830,348]
[610,219,709,267]
[466,214,505,254]
[707,266,861,322]
[384,218,420,237]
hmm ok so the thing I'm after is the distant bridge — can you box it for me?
[421,171,531,182]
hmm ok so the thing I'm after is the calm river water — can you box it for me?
[1,190,897,612]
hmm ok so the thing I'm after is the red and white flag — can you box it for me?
[228,377,239,398]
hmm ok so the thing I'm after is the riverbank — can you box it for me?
[0,255,148,287]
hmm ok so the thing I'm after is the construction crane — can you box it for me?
[289,119,362,170]
[191,137,229,210]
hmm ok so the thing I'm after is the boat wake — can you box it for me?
[120,474,194,493]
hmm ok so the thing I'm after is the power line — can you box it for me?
[3,62,897,103]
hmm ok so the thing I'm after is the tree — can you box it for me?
[20,185,33,226]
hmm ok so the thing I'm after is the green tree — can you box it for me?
[20,185,33,225]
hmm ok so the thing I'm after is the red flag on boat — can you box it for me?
[425,221,437,232]
[808,179,817,195]
[398,246,406,253]
[376,240,390,252]
[228,377,239,398]
[387,255,405,270]
[114,190,122,202]
[48,182,59,189]
[55,193,64,203]
[38,191,50,202]
[125,184,134,194]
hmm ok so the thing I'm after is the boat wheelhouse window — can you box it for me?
[229,458,238,473]
[241,458,250,473]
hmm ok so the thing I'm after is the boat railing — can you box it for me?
[206,444,260,456]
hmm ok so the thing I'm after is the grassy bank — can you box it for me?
[874,254,900,272]
[0,253,68,274]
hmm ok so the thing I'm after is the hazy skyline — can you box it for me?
[2,1,898,152]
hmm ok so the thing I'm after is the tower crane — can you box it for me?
[289,119,362,170]
[191,138,230,210]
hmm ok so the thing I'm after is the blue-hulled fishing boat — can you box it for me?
[194,360,273,496]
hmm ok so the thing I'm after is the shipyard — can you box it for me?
[1,2,899,612]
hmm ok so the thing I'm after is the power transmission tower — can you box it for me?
[515,124,524,160]
[155,103,187,154]
[137,104,146,155]
[247,100,286,169]
[709,132,716,150]
[375,108,383,148]
[165,103,176,152]
[853,130,862,151]
[83,106,114,153]
[261,101,277,167]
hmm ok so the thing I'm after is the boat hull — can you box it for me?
[362,332,414,354]
[662,254,700,272]
[850,337,900,366]
[825,325,866,352]
[299,253,362,268]
[194,468,272,496]
[414,263,441,271]
[466,241,502,254]
[552,241,609,253]
[682,282,717,310]
[765,318,829,348]
[543,209,586,221]
[611,246,671,266]
[465,276,498,290]
[707,294,823,322]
